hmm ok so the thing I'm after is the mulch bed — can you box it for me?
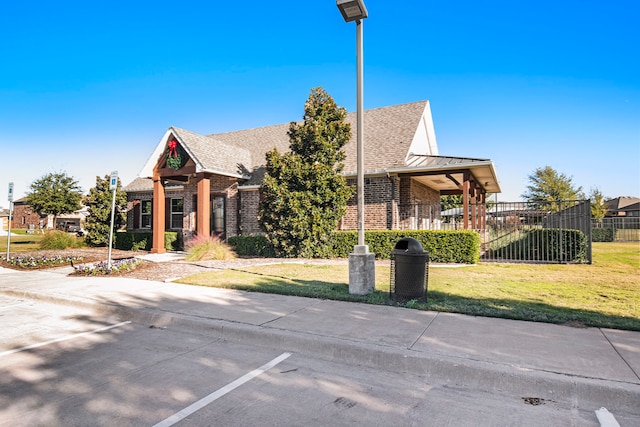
[1,248,210,282]
[0,248,142,271]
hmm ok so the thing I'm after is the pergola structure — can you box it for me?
[389,154,499,231]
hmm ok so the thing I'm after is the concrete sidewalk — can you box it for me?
[0,265,638,419]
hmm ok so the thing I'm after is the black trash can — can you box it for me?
[390,237,429,302]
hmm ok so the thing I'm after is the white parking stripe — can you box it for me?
[595,407,620,427]
[153,352,292,427]
[0,320,131,358]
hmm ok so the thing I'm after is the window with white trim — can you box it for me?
[141,200,152,228]
[171,198,183,229]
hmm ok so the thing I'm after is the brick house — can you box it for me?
[604,196,640,217]
[9,198,88,232]
[11,198,50,230]
[124,101,501,253]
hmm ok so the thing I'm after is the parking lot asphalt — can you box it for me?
[0,261,638,420]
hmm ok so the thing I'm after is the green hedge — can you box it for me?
[114,231,181,251]
[227,235,276,257]
[592,228,615,242]
[228,230,480,264]
[330,230,480,263]
[490,229,588,263]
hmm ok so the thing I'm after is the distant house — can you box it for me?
[12,198,49,230]
[604,197,640,217]
[0,208,9,231]
[11,198,88,231]
[124,101,501,253]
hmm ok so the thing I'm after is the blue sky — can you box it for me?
[1,0,638,206]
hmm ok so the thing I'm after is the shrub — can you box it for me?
[185,235,236,261]
[489,228,588,263]
[330,230,480,264]
[39,230,83,250]
[592,227,615,242]
[227,235,276,257]
[114,231,180,251]
[227,230,480,264]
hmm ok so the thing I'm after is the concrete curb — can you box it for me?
[3,287,639,416]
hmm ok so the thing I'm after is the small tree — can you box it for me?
[258,87,354,257]
[84,174,127,246]
[588,187,607,220]
[26,172,83,226]
[522,166,584,210]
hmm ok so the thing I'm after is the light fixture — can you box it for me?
[337,0,368,22]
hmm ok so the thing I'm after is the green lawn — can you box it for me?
[0,233,44,252]
[177,242,640,331]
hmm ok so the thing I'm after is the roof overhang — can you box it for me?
[352,155,502,194]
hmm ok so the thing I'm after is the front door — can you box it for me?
[211,196,225,237]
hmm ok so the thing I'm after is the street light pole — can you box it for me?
[337,0,375,295]
[107,171,118,271]
[356,17,365,247]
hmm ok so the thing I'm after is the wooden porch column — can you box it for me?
[151,175,166,254]
[197,174,211,236]
[479,192,486,229]
[470,183,477,230]
[462,173,470,229]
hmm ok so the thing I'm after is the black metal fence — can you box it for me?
[592,217,640,242]
[481,200,591,263]
[396,200,593,264]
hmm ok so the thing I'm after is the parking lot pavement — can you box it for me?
[1,296,627,426]
[0,268,639,425]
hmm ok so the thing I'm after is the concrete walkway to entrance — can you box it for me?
[0,265,638,423]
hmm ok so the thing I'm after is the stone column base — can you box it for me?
[349,245,376,295]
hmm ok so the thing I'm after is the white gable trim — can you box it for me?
[406,101,438,158]
[138,128,211,178]
[138,129,175,179]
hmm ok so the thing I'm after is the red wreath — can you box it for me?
[166,138,185,170]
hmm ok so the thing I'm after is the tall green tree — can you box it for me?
[522,166,584,210]
[440,195,462,211]
[441,194,495,210]
[588,187,607,220]
[258,87,354,257]
[26,172,83,226]
[84,174,128,246]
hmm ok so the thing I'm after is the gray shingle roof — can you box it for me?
[343,101,429,174]
[123,177,154,192]
[128,101,433,190]
[203,122,293,185]
[205,100,429,183]
[171,127,252,178]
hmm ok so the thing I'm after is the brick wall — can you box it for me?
[239,188,261,234]
[342,176,398,230]
[12,203,48,229]
[399,176,440,204]
[127,176,241,238]
[398,177,441,230]
[127,174,442,237]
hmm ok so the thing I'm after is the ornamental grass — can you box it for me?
[185,235,236,262]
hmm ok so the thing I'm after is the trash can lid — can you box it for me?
[394,237,424,253]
